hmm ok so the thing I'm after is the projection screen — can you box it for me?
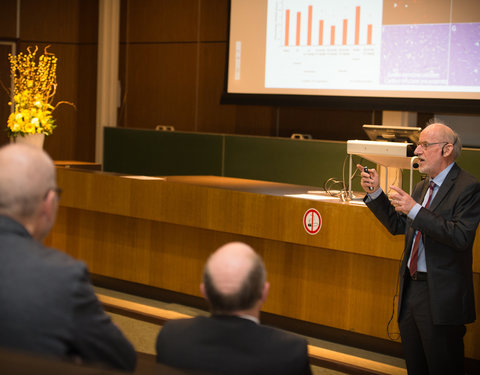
[223,0,480,112]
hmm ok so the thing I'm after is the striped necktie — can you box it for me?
[409,181,435,277]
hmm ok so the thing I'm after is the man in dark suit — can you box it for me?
[156,241,312,375]
[357,122,480,375]
[0,144,136,371]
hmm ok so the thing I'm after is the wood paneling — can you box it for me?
[44,168,480,360]
[20,0,97,43]
[122,0,199,43]
[121,43,197,130]
[199,0,229,41]
[0,0,17,39]
[0,45,13,148]
[278,107,375,141]
[196,42,236,133]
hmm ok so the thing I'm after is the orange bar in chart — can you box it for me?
[296,11,301,46]
[319,19,324,45]
[355,6,360,45]
[285,9,290,46]
[307,5,312,45]
[283,4,371,47]
[343,19,348,45]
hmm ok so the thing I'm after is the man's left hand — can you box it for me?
[388,185,416,214]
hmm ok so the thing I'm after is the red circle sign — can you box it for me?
[303,208,322,235]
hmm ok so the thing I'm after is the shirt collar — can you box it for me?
[431,162,454,187]
[236,314,260,324]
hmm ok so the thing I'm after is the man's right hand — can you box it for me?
[356,164,380,193]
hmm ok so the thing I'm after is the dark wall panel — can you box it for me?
[20,0,97,43]
[0,45,14,148]
[196,42,236,134]
[0,0,17,39]
[122,0,199,43]
[120,44,197,130]
[278,107,377,141]
[199,0,228,41]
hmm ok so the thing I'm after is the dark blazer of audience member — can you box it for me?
[156,242,312,375]
[0,144,136,371]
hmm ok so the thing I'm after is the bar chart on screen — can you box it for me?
[265,0,383,90]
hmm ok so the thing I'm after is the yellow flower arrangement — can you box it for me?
[7,45,73,138]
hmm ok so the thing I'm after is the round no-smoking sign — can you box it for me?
[303,208,322,235]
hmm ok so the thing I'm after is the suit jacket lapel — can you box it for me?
[416,179,430,204]
[429,163,459,211]
[405,179,430,250]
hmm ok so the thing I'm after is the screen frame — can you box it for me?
[221,0,480,114]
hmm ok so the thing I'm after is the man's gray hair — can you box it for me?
[0,144,55,220]
[426,119,462,160]
[203,253,266,313]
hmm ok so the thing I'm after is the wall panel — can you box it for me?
[0,45,13,147]
[20,0,97,43]
[199,0,229,41]
[121,43,197,130]
[0,0,17,38]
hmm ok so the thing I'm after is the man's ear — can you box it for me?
[261,281,270,303]
[31,190,57,241]
[442,143,453,157]
[200,283,208,300]
[42,190,57,220]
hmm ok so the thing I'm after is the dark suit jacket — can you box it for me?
[156,315,312,375]
[365,163,480,325]
[0,215,136,371]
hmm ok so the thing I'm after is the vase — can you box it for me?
[13,133,45,149]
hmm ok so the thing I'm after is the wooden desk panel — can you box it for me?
[53,169,407,260]
[45,168,480,360]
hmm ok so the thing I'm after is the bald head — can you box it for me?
[0,144,56,237]
[423,122,461,159]
[202,242,267,314]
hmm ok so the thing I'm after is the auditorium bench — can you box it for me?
[97,294,407,375]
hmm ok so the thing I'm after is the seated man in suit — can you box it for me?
[156,241,312,375]
[0,144,136,371]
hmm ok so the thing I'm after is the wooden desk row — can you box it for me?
[44,168,480,360]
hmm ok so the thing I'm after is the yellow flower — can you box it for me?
[7,45,73,138]
[24,123,35,134]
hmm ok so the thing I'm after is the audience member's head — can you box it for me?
[201,242,269,317]
[0,144,59,240]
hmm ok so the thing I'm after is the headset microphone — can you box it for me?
[413,162,419,168]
